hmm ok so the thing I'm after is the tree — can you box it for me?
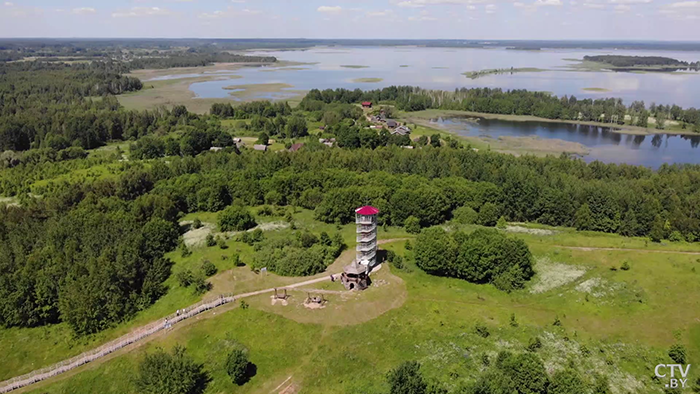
[285,115,308,138]
[225,349,252,386]
[430,134,441,148]
[453,206,478,225]
[668,344,687,364]
[574,203,593,231]
[200,260,217,277]
[496,216,507,229]
[136,345,208,394]
[477,202,500,227]
[387,361,427,394]
[218,206,256,232]
[404,216,421,234]
[142,218,180,258]
[256,133,269,145]
[649,214,665,242]
[619,209,639,237]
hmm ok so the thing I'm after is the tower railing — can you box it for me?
[356,242,377,252]
[355,215,376,224]
[356,233,377,243]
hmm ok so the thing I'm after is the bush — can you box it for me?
[453,206,478,225]
[496,216,507,229]
[257,205,274,216]
[136,345,208,394]
[509,313,518,327]
[549,368,586,394]
[218,206,256,232]
[217,237,228,249]
[553,315,562,326]
[201,260,218,277]
[404,216,421,234]
[526,337,542,352]
[620,261,630,271]
[668,344,687,364]
[387,361,427,394]
[474,322,490,338]
[225,349,252,386]
[205,234,216,247]
[192,218,202,229]
[297,231,319,248]
[177,269,195,287]
[191,274,211,295]
[669,230,684,242]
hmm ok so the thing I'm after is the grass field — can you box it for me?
[3,215,699,393]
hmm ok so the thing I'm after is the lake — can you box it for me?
[432,116,700,168]
[150,46,700,108]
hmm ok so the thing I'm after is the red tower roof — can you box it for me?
[355,206,379,215]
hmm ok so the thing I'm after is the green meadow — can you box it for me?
[3,214,698,394]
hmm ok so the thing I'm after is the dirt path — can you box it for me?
[555,245,700,255]
[1,238,408,394]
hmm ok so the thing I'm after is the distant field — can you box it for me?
[352,78,383,83]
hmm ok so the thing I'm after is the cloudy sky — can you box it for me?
[0,0,698,40]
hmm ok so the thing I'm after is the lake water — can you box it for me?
[150,46,700,108]
[432,117,700,168]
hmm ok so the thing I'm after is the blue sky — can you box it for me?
[0,0,698,40]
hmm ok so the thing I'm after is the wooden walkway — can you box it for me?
[0,273,340,393]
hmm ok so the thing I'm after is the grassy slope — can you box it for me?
[3,221,698,393]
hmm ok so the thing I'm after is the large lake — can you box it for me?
[149,46,700,167]
[151,46,700,108]
[433,117,700,168]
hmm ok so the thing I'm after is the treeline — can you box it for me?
[127,52,276,70]
[302,86,700,131]
[584,55,700,69]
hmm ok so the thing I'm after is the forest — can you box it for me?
[302,86,700,130]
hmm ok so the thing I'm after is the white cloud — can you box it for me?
[535,0,563,6]
[112,7,173,18]
[4,2,14,6]
[72,7,96,15]
[317,5,343,14]
[667,0,700,7]
[367,9,394,17]
[614,4,632,11]
[393,0,487,7]
[199,7,261,18]
[609,0,651,3]
[485,4,497,12]
[582,3,606,8]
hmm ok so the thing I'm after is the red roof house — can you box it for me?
[361,101,372,108]
[355,206,380,215]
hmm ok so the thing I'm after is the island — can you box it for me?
[579,55,700,72]
[463,67,545,79]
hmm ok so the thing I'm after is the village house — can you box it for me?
[391,125,411,136]
[253,144,268,152]
[288,143,305,152]
[386,120,398,128]
[361,101,372,109]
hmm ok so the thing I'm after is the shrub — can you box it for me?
[474,322,490,338]
[180,243,192,257]
[387,361,427,394]
[239,300,249,310]
[453,206,478,225]
[669,231,684,242]
[620,261,630,271]
[136,345,208,394]
[481,353,490,366]
[192,218,202,229]
[404,216,421,234]
[225,349,252,386]
[177,269,195,287]
[218,206,256,232]
[257,206,274,216]
[509,313,519,327]
[205,234,216,247]
[297,231,319,248]
[549,368,586,394]
[496,216,507,229]
[553,315,562,326]
[191,274,211,295]
[668,344,687,364]
[320,231,332,246]
[201,260,218,277]
[217,237,228,249]
[404,240,413,251]
[526,337,542,352]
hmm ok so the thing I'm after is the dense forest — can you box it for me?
[583,55,700,69]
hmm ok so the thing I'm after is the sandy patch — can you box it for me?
[505,225,555,236]
[180,220,289,247]
[529,257,587,294]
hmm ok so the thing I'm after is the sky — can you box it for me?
[0,0,699,40]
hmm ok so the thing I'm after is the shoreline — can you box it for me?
[403,109,700,137]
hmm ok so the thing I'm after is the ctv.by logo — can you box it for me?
[655,364,691,389]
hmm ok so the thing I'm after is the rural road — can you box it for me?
[555,245,700,255]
